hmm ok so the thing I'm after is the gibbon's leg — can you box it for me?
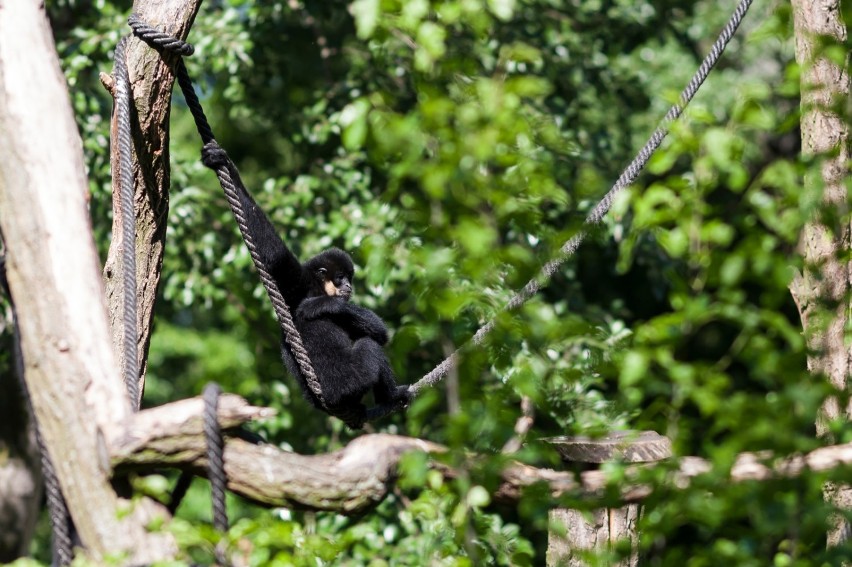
[352,338,409,406]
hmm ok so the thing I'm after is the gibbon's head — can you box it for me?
[304,248,355,300]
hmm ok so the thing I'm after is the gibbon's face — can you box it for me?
[304,248,355,300]
[318,266,352,300]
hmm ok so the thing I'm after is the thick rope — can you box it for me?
[118,22,234,539]
[127,14,195,56]
[198,144,328,409]
[113,37,140,410]
[203,383,229,533]
[411,0,754,394]
[38,428,75,566]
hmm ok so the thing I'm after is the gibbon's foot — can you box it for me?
[334,406,367,430]
[395,385,413,408]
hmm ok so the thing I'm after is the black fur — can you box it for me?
[202,144,410,428]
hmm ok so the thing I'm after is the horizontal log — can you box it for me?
[108,393,274,467]
[106,395,852,515]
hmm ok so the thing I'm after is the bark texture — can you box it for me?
[0,2,172,562]
[789,0,852,548]
[548,507,640,567]
[103,0,202,408]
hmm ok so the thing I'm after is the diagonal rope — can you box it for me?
[411,0,754,394]
[38,427,74,566]
[200,144,329,410]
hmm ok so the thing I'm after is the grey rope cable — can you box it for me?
[411,0,754,394]
[1,262,74,566]
[128,16,328,409]
[38,429,75,566]
[199,145,328,409]
[203,383,229,533]
[119,22,233,534]
[206,143,369,425]
[127,17,403,424]
[114,36,141,410]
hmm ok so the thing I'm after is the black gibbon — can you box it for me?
[201,145,410,428]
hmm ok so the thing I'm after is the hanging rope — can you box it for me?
[410,0,754,394]
[164,384,231,546]
[204,384,231,566]
[37,426,75,566]
[113,36,140,410]
[128,15,328,410]
[203,383,229,534]
[117,20,233,538]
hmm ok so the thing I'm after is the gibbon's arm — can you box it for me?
[297,297,389,345]
[202,143,306,307]
[344,305,389,344]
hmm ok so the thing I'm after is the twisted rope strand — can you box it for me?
[203,383,229,532]
[5,308,75,565]
[209,153,328,407]
[122,21,235,539]
[414,0,753,392]
[175,59,214,144]
[39,432,74,566]
[128,14,195,55]
[114,37,140,410]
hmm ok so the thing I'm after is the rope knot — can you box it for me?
[128,14,195,56]
[201,141,230,171]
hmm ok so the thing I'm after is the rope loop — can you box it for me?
[128,14,195,56]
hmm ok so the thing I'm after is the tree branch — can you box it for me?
[107,397,852,515]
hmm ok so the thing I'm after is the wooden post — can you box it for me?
[546,431,672,566]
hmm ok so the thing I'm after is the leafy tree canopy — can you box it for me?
[5,0,846,564]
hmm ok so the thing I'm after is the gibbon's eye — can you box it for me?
[317,267,328,278]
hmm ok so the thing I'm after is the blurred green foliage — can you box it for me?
[3,0,850,564]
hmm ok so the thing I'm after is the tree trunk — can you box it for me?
[103,0,202,408]
[0,2,173,562]
[789,0,852,549]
